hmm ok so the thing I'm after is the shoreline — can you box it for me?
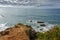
[0,22,57,32]
[0,23,60,40]
[0,22,58,32]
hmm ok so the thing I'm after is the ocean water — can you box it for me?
[0,7,60,31]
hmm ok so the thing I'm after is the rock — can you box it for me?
[29,20,33,22]
[29,29,36,40]
[40,28,43,31]
[37,26,39,28]
[30,20,32,22]
[40,24,46,27]
[37,21,44,23]
[1,31,9,36]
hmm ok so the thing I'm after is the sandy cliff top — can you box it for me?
[0,23,36,40]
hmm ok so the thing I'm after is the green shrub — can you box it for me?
[36,26,60,40]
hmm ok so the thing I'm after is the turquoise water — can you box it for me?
[0,7,60,27]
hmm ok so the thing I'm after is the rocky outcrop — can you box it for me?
[0,23,36,40]
[37,21,44,23]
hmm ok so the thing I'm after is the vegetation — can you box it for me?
[36,26,60,40]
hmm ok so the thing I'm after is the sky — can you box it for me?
[0,0,60,8]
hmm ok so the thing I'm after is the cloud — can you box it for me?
[0,0,49,5]
[0,0,60,8]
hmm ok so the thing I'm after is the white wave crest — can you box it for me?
[26,20,55,32]
[0,23,9,31]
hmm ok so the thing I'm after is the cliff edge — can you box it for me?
[0,23,36,40]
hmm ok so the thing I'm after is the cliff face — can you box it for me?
[0,23,36,40]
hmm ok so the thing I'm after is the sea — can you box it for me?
[0,7,60,31]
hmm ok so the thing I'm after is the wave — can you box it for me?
[0,21,55,32]
[26,20,55,32]
[0,23,9,31]
[33,24,54,32]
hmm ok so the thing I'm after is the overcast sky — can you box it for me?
[0,0,60,8]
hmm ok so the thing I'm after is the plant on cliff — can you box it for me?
[36,26,60,40]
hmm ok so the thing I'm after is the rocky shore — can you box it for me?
[0,23,59,40]
[0,23,36,40]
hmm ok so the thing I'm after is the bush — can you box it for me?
[36,26,60,40]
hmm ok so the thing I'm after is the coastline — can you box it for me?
[0,21,56,32]
[0,23,60,40]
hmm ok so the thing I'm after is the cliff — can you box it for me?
[0,23,36,40]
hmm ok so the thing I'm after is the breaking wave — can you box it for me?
[0,23,9,31]
[26,20,55,32]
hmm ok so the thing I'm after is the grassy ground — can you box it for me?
[36,26,60,40]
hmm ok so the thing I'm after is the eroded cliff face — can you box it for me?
[0,23,36,40]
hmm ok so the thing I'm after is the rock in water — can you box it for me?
[40,24,46,27]
[37,21,44,23]
[0,23,36,40]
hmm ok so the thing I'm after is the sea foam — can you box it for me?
[0,23,8,31]
[26,20,55,32]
